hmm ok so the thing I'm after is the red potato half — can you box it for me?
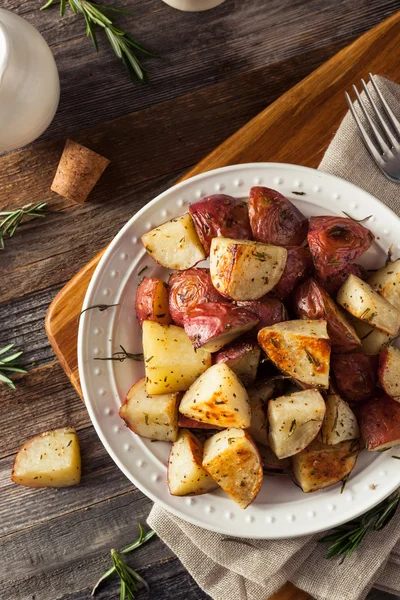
[378,346,400,401]
[317,263,367,296]
[135,277,172,328]
[189,194,252,254]
[274,246,313,301]
[236,295,288,332]
[308,216,374,279]
[331,353,378,403]
[358,392,400,451]
[214,338,261,386]
[168,268,226,327]
[248,186,308,246]
[293,278,361,353]
[183,302,259,353]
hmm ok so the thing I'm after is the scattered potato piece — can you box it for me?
[321,394,360,445]
[258,320,330,389]
[179,363,250,429]
[142,321,211,394]
[368,259,400,310]
[210,237,287,300]
[358,393,400,451]
[135,277,172,327]
[168,429,218,496]
[349,316,394,354]
[202,428,263,509]
[267,389,326,459]
[337,275,400,336]
[119,377,179,442]
[11,428,81,488]
[291,438,359,493]
[378,346,400,401]
[214,338,261,386]
[331,353,378,403]
[142,213,206,270]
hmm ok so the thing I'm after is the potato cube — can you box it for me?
[368,259,400,310]
[321,394,360,445]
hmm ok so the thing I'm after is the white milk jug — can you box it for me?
[0,8,60,152]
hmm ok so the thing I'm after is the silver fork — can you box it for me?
[345,73,400,183]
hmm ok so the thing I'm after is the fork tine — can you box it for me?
[345,92,385,168]
[369,73,400,142]
[361,79,398,150]
[352,84,392,156]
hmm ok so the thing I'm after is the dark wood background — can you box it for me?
[1,1,400,599]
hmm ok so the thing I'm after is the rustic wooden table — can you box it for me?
[1,1,400,599]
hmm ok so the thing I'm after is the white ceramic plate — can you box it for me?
[78,163,400,539]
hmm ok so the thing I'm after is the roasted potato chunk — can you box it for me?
[179,363,250,428]
[11,428,81,488]
[308,216,374,279]
[275,246,313,301]
[210,237,287,301]
[368,259,400,310]
[237,295,288,332]
[358,392,400,451]
[142,213,206,270]
[183,302,259,352]
[258,320,330,389]
[349,316,395,355]
[378,346,400,401]
[293,278,361,353]
[246,387,269,446]
[168,429,218,496]
[168,268,225,326]
[202,428,263,509]
[142,321,211,394]
[267,389,325,459]
[291,438,359,493]
[337,275,400,336]
[317,263,367,296]
[258,445,290,472]
[331,353,378,403]
[119,377,180,442]
[135,277,172,327]
[214,338,261,386]
[321,394,360,445]
[189,194,252,254]
[248,186,308,246]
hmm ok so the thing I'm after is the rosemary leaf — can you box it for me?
[0,344,27,389]
[342,211,373,223]
[78,303,119,321]
[94,345,143,362]
[0,202,47,250]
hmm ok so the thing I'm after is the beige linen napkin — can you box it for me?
[148,76,400,600]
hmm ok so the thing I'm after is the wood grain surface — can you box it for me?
[1,2,400,599]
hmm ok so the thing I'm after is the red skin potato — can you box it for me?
[183,302,259,350]
[178,415,222,430]
[274,246,313,301]
[188,194,252,254]
[358,392,400,450]
[378,347,400,401]
[316,263,367,296]
[168,268,226,327]
[308,216,374,279]
[331,353,378,403]
[236,296,288,333]
[248,186,308,246]
[135,277,172,327]
[213,337,260,385]
[293,278,361,353]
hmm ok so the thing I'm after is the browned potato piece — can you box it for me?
[214,338,260,386]
[368,259,400,310]
[210,237,287,301]
[119,377,180,442]
[167,429,218,496]
[202,428,263,509]
[349,316,394,355]
[378,346,400,400]
[291,438,359,493]
[331,353,378,403]
[358,392,400,451]
[321,394,360,445]
[135,277,172,327]
[258,320,330,389]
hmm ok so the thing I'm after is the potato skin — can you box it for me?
[331,353,378,403]
[358,392,400,450]
[168,268,226,326]
[213,337,260,386]
[135,277,172,327]
[274,246,313,301]
[178,415,222,430]
[293,278,361,353]
[317,263,367,296]
[189,194,252,254]
[248,186,308,246]
[308,216,374,279]
[378,346,400,400]
[236,295,288,332]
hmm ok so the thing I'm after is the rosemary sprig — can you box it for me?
[0,344,27,390]
[319,491,400,562]
[41,0,156,82]
[0,202,47,249]
[77,303,119,321]
[94,345,143,362]
[342,211,373,223]
[92,525,155,598]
